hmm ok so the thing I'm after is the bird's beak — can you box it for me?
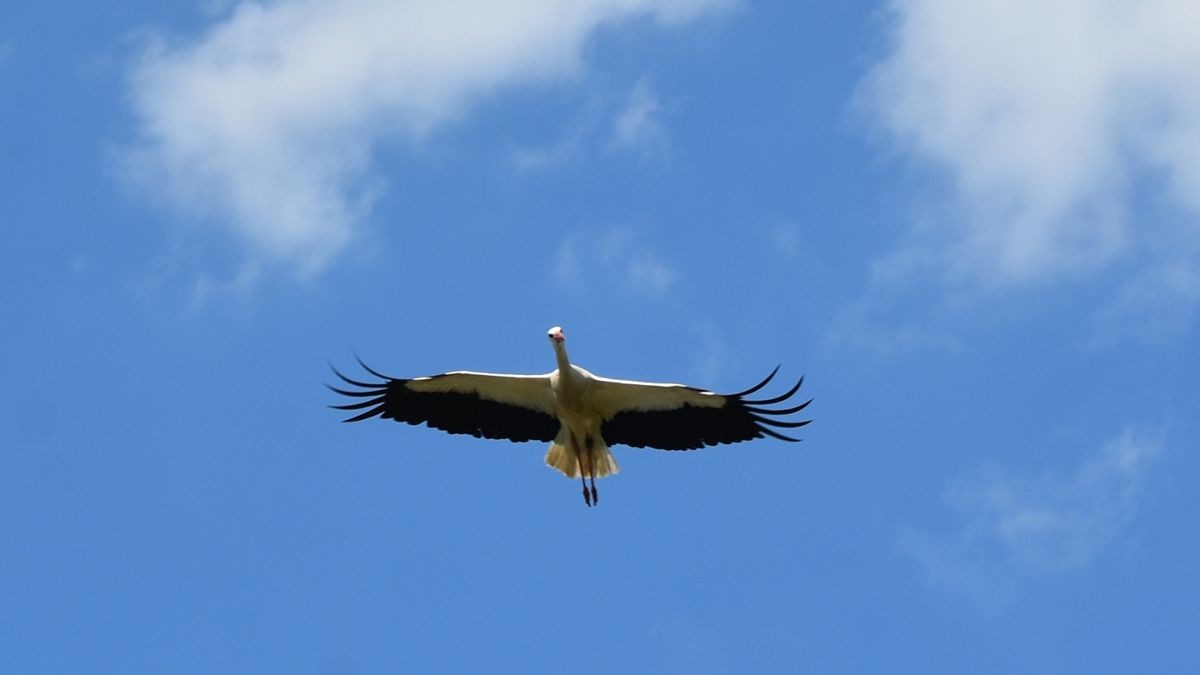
[553,333,565,343]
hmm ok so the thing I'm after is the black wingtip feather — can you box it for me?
[747,397,812,416]
[342,405,388,423]
[353,354,394,382]
[325,384,386,397]
[751,415,812,429]
[729,365,780,398]
[758,426,802,443]
[330,366,383,390]
[330,396,388,411]
[741,376,804,406]
[327,357,396,424]
[738,371,810,444]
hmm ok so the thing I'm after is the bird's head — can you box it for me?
[547,326,566,344]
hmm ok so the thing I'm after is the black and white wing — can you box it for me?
[329,360,559,443]
[591,366,811,451]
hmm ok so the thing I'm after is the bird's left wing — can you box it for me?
[330,360,560,443]
[590,366,811,451]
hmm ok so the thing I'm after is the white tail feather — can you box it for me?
[544,440,620,479]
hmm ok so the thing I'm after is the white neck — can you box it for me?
[552,341,571,373]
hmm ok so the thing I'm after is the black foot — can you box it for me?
[582,486,592,507]
[590,484,598,505]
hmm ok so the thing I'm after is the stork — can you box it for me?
[329,326,811,506]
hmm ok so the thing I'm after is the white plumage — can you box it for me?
[330,326,810,506]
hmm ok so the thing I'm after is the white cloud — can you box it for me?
[554,235,582,282]
[905,429,1161,602]
[610,76,664,150]
[512,133,583,170]
[963,430,1158,568]
[188,262,262,309]
[513,74,667,168]
[554,229,679,294]
[864,0,1200,285]
[626,252,678,293]
[127,0,731,276]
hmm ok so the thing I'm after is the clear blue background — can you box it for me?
[3,2,1197,673]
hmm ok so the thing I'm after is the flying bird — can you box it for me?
[329,326,811,506]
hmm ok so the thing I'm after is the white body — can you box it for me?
[547,363,620,479]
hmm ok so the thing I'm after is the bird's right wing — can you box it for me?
[590,366,811,451]
[329,360,560,443]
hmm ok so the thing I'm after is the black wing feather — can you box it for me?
[601,369,812,451]
[328,364,559,443]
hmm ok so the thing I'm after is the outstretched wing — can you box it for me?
[329,359,560,443]
[593,366,811,451]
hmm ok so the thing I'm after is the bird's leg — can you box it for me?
[572,432,591,507]
[582,434,599,505]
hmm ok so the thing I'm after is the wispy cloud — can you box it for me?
[610,76,664,151]
[1097,259,1200,342]
[188,262,262,310]
[904,429,1162,604]
[825,297,961,356]
[512,74,670,169]
[512,132,584,170]
[863,0,1200,286]
[626,252,678,293]
[555,229,679,294]
[825,274,963,356]
[686,322,726,387]
[125,0,731,276]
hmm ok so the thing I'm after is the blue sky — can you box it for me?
[3,1,1199,672]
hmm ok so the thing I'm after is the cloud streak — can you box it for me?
[126,0,730,275]
[958,430,1159,569]
[610,76,664,150]
[1098,259,1200,341]
[905,429,1161,603]
[864,0,1200,285]
[555,229,679,294]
